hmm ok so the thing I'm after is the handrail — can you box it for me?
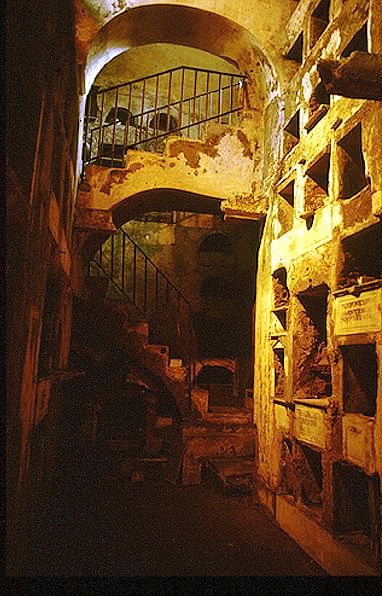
[120,229,193,306]
[83,65,246,168]
[89,228,205,408]
[97,64,244,94]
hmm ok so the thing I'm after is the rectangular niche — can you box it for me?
[339,223,382,288]
[273,343,285,400]
[309,0,330,50]
[340,343,377,417]
[286,32,303,64]
[283,111,300,155]
[272,268,289,309]
[341,23,368,58]
[272,267,289,331]
[303,150,330,215]
[294,286,332,399]
[305,83,330,132]
[298,443,323,510]
[333,462,379,552]
[337,123,368,200]
[277,179,295,235]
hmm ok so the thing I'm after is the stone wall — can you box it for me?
[254,0,382,572]
[6,0,79,571]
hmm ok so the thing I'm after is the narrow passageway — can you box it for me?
[22,470,327,577]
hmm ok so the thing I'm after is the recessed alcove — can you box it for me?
[340,343,377,417]
[341,23,368,58]
[299,443,323,510]
[309,0,330,50]
[303,150,330,215]
[272,268,289,333]
[305,83,330,131]
[333,462,379,558]
[339,224,382,288]
[294,286,331,399]
[283,111,300,155]
[278,179,295,208]
[273,345,286,399]
[286,33,303,64]
[337,123,367,200]
[195,365,235,407]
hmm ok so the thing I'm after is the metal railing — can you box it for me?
[83,65,246,168]
[88,228,203,403]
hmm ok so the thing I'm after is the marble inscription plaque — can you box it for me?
[295,404,326,448]
[334,289,382,335]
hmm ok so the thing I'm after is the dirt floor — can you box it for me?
[13,466,328,577]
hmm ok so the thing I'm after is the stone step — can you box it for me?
[203,406,253,425]
[204,456,255,489]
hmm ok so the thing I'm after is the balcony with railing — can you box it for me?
[83,65,246,169]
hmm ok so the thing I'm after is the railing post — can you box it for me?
[83,89,91,171]
[121,232,126,292]
[166,281,169,344]
[110,234,114,280]
[166,71,173,133]
[192,69,198,125]
[205,71,210,124]
[112,88,120,166]
[179,67,185,132]
[218,73,222,123]
[97,91,105,160]
[139,78,146,143]
[144,257,148,314]
[155,267,159,310]
[132,244,137,306]
[229,76,234,125]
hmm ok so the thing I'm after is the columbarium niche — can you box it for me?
[298,443,323,511]
[305,82,330,132]
[286,32,303,64]
[283,110,300,156]
[280,440,323,517]
[309,0,330,51]
[339,224,382,288]
[340,343,377,417]
[293,285,331,400]
[277,179,295,235]
[341,22,368,58]
[333,462,380,560]
[337,123,368,200]
[271,268,289,399]
[303,149,330,218]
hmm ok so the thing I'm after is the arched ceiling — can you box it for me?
[78,2,298,101]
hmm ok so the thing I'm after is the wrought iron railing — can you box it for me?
[83,65,246,168]
[88,228,203,402]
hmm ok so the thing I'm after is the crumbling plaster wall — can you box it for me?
[78,123,256,214]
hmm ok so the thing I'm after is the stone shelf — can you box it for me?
[333,277,382,297]
[272,397,295,409]
[293,397,330,410]
[305,105,329,132]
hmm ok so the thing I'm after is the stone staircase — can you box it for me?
[83,277,256,491]
[181,384,256,491]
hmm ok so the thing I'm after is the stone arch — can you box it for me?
[75,3,283,180]
[83,4,279,98]
[199,232,234,255]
